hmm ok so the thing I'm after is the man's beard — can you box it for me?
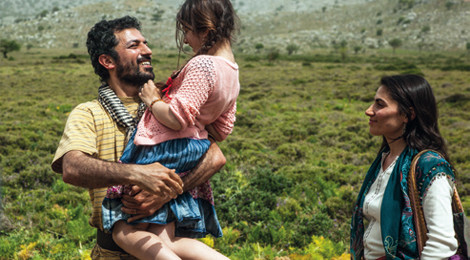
[116,60,155,87]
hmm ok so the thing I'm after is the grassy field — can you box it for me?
[1,48,469,259]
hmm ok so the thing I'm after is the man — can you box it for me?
[51,16,226,259]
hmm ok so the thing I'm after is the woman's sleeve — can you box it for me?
[420,175,458,259]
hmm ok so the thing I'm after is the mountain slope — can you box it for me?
[1,0,469,52]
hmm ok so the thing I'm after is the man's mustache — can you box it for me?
[137,56,151,63]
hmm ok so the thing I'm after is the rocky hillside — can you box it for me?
[238,0,470,52]
[1,0,469,52]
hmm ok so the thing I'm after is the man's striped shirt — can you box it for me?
[52,97,139,230]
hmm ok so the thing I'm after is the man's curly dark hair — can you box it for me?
[86,16,141,82]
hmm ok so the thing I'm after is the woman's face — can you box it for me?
[365,86,408,141]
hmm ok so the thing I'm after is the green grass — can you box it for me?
[1,48,469,259]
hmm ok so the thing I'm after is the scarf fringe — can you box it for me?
[97,84,146,141]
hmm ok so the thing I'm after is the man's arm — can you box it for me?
[122,139,226,222]
[60,140,225,223]
[181,139,226,191]
[61,150,183,197]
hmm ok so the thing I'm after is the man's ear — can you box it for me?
[98,54,116,70]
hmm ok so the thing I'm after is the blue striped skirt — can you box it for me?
[102,131,222,238]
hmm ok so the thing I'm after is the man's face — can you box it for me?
[113,28,154,87]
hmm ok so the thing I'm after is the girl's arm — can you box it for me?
[139,80,182,131]
[206,124,224,142]
[206,101,237,142]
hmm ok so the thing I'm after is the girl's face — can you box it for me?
[183,28,206,53]
[365,86,408,141]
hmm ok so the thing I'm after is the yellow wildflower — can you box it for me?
[17,242,37,260]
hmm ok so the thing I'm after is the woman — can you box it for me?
[350,74,458,259]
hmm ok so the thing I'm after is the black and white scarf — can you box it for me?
[98,84,146,141]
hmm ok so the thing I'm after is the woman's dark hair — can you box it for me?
[86,16,141,82]
[379,74,449,161]
[175,0,240,56]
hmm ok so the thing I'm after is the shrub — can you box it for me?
[398,0,415,9]
[266,48,280,63]
[304,235,347,259]
[389,38,403,54]
[376,29,383,36]
[445,1,455,10]
[0,39,21,58]
[286,44,300,55]
[244,55,260,62]
[421,25,431,34]
[255,43,264,53]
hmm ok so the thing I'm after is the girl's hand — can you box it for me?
[139,80,162,106]
[155,81,167,91]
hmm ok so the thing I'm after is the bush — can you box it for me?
[266,48,280,62]
[286,44,300,55]
[244,55,260,62]
[303,235,347,259]
[0,39,21,58]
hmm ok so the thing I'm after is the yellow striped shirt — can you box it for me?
[52,97,140,230]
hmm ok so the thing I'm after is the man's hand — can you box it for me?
[121,142,225,222]
[132,162,183,197]
[121,185,173,222]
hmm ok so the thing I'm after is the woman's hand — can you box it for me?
[139,80,162,106]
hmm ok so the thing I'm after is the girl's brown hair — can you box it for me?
[161,0,239,90]
[175,0,240,56]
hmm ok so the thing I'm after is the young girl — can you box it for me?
[101,0,240,259]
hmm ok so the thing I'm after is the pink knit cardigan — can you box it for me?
[134,55,240,145]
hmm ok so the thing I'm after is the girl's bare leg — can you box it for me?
[148,222,229,260]
[112,221,181,260]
